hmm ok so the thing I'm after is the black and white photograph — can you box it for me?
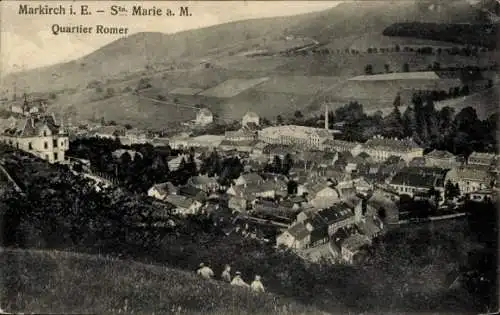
[0,0,498,314]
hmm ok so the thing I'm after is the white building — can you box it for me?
[1,113,69,164]
[468,152,497,167]
[195,108,214,126]
[258,125,333,150]
[445,166,495,195]
[242,111,260,127]
[363,136,423,163]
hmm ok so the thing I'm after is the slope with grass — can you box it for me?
[0,248,323,315]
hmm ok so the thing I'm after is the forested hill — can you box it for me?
[383,23,499,49]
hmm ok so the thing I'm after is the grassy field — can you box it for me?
[0,248,324,315]
[253,76,344,96]
[200,78,270,98]
[436,85,499,120]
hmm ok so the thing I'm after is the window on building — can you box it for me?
[53,139,58,148]
[28,142,32,150]
[44,142,48,149]
[54,152,58,161]
[43,131,47,137]
[45,154,49,160]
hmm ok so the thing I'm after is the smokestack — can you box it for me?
[324,103,329,130]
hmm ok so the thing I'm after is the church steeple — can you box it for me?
[22,93,30,116]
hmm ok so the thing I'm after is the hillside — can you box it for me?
[1,0,496,128]
[0,248,323,315]
[1,0,488,93]
[435,85,500,119]
[383,23,498,49]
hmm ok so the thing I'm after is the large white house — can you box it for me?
[242,111,260,127]
[195,108,214,126]
[258,125,334,150]
[363,136,423,163]
[1,101,69,164]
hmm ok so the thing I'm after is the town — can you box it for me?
[1,1,499,313]
[0,92,497,266]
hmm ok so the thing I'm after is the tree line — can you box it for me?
[283,94,497,157]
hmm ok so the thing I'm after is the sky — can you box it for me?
[0,1,341,74]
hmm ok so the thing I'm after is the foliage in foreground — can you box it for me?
[0,248,321,315]
[0,150,497,314]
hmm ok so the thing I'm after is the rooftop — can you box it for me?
[469,151,497,160]
[317,203,354,225]
[364,136,421,152]
[165,194,197,209]
[188,175,219,187]
[453,166,494,182]
[237,173,264,185]
[3,114,65,137]
[260,125,332,139]
[390,168,448,188]
[425,150,456,159]
[286,222,310,241]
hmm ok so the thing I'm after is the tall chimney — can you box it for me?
[324,103,329,130]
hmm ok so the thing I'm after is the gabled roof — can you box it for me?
[286,222,310,240]
[188,175,219,187]
[390,167,448,188]
[323,139,361,151]
[150,182,177,195]
[317,203,354,225]
[364,136,421,152]
[305,181,334,196]
[3,114,62,137]
[179,185,208,201]
[165,194,198,209]
[237,173,264,185]
[426,150,455,159]
[452,166,494,182]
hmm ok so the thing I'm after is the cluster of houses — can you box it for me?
[1,96,498,265]
[138,123,498,263]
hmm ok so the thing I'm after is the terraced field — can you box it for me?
[254,75,344,96]
[200,77,270,98]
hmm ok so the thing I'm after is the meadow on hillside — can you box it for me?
[0,249,321,315]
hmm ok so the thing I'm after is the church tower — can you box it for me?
[22,94,30,116]
[324,103,329,130]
